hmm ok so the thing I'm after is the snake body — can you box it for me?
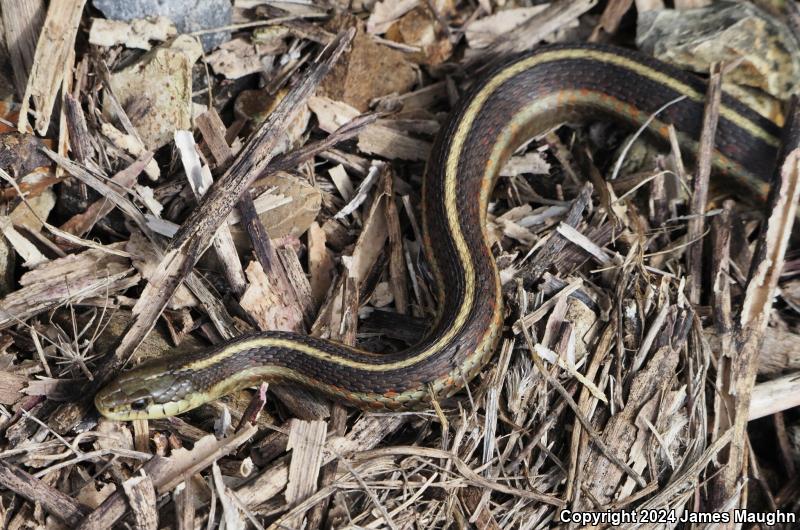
[95,44,780,421]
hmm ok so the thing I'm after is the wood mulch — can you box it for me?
[0,1,798,528]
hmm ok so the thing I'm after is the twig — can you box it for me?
[687,62,723,304]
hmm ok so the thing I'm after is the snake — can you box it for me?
[95,43,781,421]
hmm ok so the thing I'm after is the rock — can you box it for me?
[637,1,800,100]
[92,0,232,51]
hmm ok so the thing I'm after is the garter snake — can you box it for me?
[95,43,781,421]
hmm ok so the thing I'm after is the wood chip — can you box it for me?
[18,0,86,135]
[89,16,176,50]
[309,96,430,161]
[240,260,304,333]
[107,36,201,150]
[0,243,136,329]
[367,0,420,35]
[121,474,158,530]
[206,38,263,79]
[285,419,327,505]
[0,0,45,98]
[319,26,416,112]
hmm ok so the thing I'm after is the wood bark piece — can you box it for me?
[749,372,800,420]
[284,419,327,519]
[0,243,136,330]
[0,370,28,405]
[384,4,454,65]
[255,4,334,45]
[578,308,691,508]
[308,96,430,161]
[107,36,201,150]
[196,109,307,335]
[710,200,733,443]
[211,462,246,528]
[240,260,304,333]
[89,16,176,50]
[59,154,152,236]
[18,0,87,135]
[0,215,48,268]
[64,93,94,164]
[367,0,419,35]
[173,472,196,530]
[100,123,160,179]
[687,62,722,304]
[206,38,263,79]
[195,108,234,166]
[277,245,317,326]
[121,474,158,530]
[0,460,90,527]
[308,222,334,308]
[302,230,361,527]
[197,95,310,329]
[44,149,241,342]
[0,133,53,177]
[714,98,800,518]
[174,129,246,296]
[238,192,328,418]
[320,24,416,112]
[0,0,46,98]
[756,327,800,375]
[383,169,408,314]
[238,172,321,240]
[355,446,564,506]
[465,6,551,49]
[590,0,634,41]
[520,183,593,285]
[311,164,389,345]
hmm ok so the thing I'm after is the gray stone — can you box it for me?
[93,0,232,51]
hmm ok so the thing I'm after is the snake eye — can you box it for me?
[130,399,148,411]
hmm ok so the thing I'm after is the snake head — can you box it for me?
[94,360,203,421]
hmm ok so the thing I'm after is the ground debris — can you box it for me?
[0,2,798,528]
